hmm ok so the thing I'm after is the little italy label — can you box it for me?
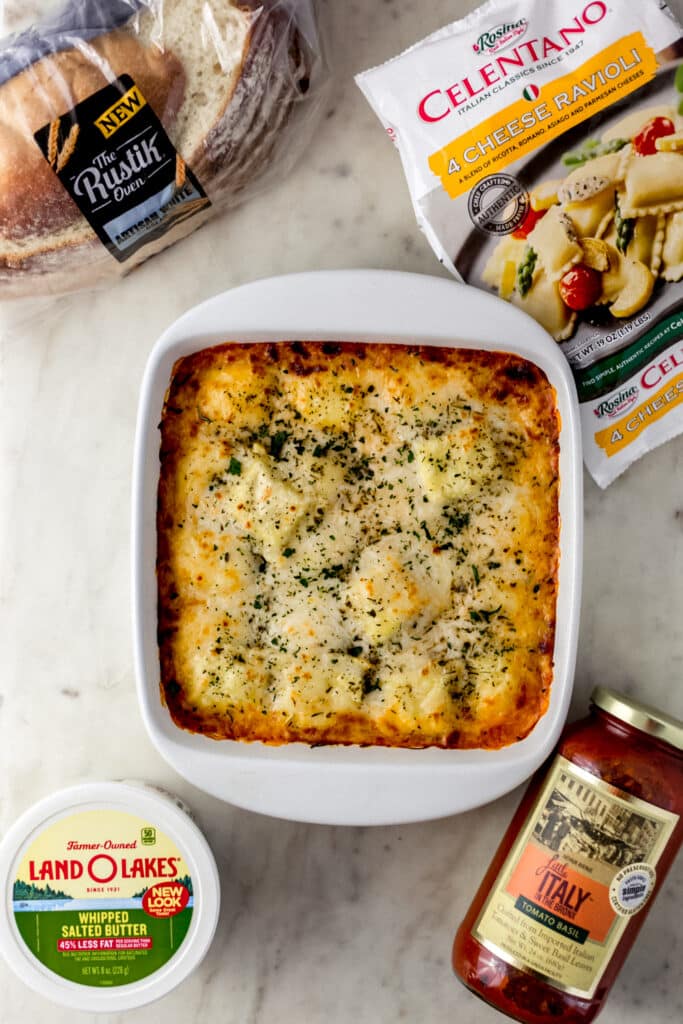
[473,756,678,997]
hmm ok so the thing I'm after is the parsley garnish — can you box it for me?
[445,509,470,534]
[362,669,381,694]
[270,430,289,460]
[470,605,502,624]
[228,457,242,476]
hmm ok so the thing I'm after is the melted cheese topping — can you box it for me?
[157,342,560,749]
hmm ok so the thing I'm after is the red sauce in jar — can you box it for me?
[453,687,683,1023]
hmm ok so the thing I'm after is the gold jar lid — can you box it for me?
[591,686,683,752]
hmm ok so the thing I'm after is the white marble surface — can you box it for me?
[1,1,682,1021]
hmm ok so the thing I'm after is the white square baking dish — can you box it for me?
[132,270,582,826]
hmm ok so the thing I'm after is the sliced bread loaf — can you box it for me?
[0,0,314,297]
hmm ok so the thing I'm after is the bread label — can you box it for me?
[34,74,210,262]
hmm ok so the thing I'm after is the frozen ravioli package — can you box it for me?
[357,0,683,486]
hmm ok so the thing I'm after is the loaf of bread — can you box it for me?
[0,1,318,297]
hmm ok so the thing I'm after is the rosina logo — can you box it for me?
[593,386,639,419]
[473,18,528,54]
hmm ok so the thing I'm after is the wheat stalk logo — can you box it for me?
[47,119,80,173]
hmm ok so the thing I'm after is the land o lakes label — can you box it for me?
[12,809,194,987]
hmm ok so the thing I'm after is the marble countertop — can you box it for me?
[1,1,682,1021]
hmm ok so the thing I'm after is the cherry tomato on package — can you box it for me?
[511,205,547,239]
[559,264,602,311]
[633,116,675,156]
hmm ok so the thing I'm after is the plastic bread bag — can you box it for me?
[357,0,683,487]
[0,0,326,299]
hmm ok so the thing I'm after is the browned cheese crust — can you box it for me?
[158,342,560,749]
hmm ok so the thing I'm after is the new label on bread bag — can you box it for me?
[357,0,683,486]
[34,74,210,262]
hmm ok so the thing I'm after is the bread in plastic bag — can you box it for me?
[0,0,326,297]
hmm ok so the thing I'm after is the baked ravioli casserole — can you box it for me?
[157,342,560,748]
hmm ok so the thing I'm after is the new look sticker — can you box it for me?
[34,75,209,262]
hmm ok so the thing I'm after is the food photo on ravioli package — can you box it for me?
[357,0,683,487]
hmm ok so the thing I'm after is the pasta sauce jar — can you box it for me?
[452,687,683,1022]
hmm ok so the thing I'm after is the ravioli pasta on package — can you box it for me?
[357,0,683,486]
